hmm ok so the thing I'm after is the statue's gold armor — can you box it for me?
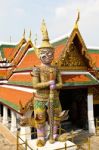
[30,20,64,147]
[32,65,62,128]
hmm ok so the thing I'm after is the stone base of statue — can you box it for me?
[28,139,77,150]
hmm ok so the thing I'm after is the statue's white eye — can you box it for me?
[48,52,52,56]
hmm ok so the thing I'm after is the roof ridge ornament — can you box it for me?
[34,34,37,46]
[74,10,80,29]
[23,29,25,38]
[29,29,32,40]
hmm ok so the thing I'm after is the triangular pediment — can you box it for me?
[57,28,94,70]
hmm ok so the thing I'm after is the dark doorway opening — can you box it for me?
[94,104,99,118]
[59,88,88,131]
[0,104,3,116]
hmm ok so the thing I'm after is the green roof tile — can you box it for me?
[8,81,32,87]
[88,49,99,54]
[0,44,16,58]
[0,98,19,111]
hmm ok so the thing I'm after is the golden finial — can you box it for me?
[74,10,80,29]
[29,30,32,40]
[34,34,37,46]
[41,19,49,40]
[23,29,25,38]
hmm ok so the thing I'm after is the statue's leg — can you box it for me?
[34,100,46,147]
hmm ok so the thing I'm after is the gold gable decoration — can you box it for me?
[58,42,87,70]
[56,13,95,70]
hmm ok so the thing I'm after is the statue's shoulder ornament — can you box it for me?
[31,66,40,77]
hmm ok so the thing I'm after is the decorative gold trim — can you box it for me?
[12,40,33,65]
[19,96,34,115]
[59,66,87,71]
[74,10,80,29]
[56,25,95,70]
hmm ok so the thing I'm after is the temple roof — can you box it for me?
[62,72,99,87]
[15,48,41,72]
[0,44,16,60]
[8,72,32,87]
[0,68,13,80]
[0,85,33,112]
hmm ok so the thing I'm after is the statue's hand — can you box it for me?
[49,80,56,89]
[50,84,56,90]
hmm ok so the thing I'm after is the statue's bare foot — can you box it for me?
[37,139,46,147]
[57,133,67,142]
[49,138,55,144]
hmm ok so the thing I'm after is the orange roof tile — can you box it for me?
[62,73,98,87]
[12,41,33,66]
[16,51,41,71]
[0,68,13,79]
[0,69,7,76]
[0,87,33,111]
[89,53,99,68]
[54,44,65,60]
[3,47,15,59]
[62,74,91,82]
[9,73,32,82]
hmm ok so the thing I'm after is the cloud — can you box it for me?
[53,0,99,46]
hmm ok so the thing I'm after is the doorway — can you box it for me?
[94,104,99,118]
[59,88,88,130]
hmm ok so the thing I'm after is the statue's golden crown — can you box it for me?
[39,19,54,49]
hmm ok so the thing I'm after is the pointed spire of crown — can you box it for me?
[40,19,53,49]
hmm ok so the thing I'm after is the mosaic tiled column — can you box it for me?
[11,111,17,132]
[87,88,95,134]
[2,105,8,125]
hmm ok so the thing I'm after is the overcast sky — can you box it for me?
[0,0,99,47]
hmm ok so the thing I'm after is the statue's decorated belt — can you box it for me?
[34,93,59,101]
[34,94,49,99]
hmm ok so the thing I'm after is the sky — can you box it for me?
[0,0,99,47]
